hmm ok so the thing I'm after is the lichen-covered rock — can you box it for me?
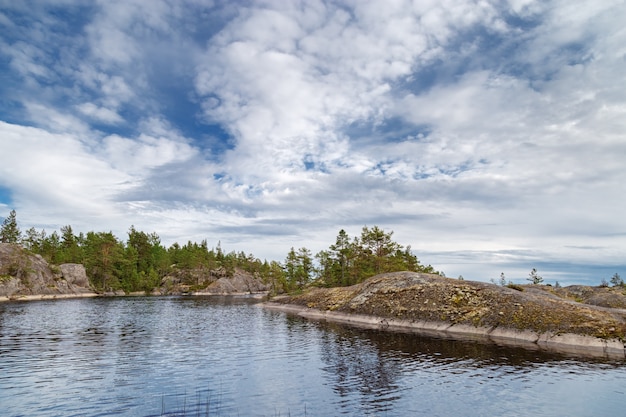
[547,285,626,309]
[273,272,626,341]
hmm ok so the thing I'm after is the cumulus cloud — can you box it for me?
[0,121,127,217]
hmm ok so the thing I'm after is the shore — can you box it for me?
[262,302,626,359]
[0,292,100,302]
[0,291,268,302]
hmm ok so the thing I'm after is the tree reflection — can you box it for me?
[311,318,614,415]
[317,322,404,415]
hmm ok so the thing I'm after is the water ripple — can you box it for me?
[1,297,625,417]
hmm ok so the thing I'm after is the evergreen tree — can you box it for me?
[313,226,439,289]
[499,272,507,286]
[148,233,170,276]
[284,247,298,290]
[23,227,45,252]
[0,210,21,243]
[527,268,543,284]
[83,231,124,291]
[41,231,61,263]
[399,245,420,271]
[315,249,335,286]
[267,260,287,294]
[128,226,148,271]
[60,225,82,263]
[360,226,400,275]
[296,247,313,288]
[329,229,352,285]
[610,273,624,287]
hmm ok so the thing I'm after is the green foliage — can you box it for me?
[610,273,623,287]
[128,226,171,278]
[4,210,434,295]
[264,260,287,294]
[23,227,44,252]
[13,221,172,293]
[0,210,21,243]
[41,231,61,264]
[82,231,125,291]
[60,225,82,263]
[313,226,440,288]
[284,247,313,291]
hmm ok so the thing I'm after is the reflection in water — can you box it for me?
[318,323,404,415]
[277,313,626,417]
[0,297,624,417]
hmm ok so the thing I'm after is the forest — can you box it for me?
[0,209,439,294]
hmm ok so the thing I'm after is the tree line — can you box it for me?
[293,226,438,288]
[1,210,438,293]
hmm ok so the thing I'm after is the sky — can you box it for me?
[1,0,625,285]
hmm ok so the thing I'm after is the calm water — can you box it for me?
[0,297,625,417]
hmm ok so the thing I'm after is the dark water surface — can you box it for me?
[1,296,625,417]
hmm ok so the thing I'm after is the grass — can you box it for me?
[150,390,309,417]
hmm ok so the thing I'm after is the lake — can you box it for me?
[0,296,624,417]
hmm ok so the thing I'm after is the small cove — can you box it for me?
[1,296,625,416]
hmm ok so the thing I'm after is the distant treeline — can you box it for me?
[1,210,438,293]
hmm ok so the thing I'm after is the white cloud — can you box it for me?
[76,102,123,124]
[100,119,198,175]
[1,0,626,283]
[23,102,91,135]
[0,118,204,236]
[195,0,508,187]
[0,121,127,217]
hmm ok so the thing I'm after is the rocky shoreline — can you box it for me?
[262,302,626,358]
[0,292,100,302]
[263,271,626,359]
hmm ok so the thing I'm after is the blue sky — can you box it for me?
[1,0,625,285]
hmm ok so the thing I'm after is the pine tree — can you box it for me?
[60,225,82,263]
[610,273,624,287]
[0,210,21,243]
[527,268,543,284]
[23,227,44,252]
[499,272,507,286]
[329,229,352,286]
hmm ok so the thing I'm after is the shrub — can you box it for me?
[506,283,524,292]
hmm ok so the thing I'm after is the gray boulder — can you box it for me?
[0,243,93,298]
[60,263,89,287]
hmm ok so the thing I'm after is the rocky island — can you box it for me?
[264,271,626,358]
[0,242,269,301]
